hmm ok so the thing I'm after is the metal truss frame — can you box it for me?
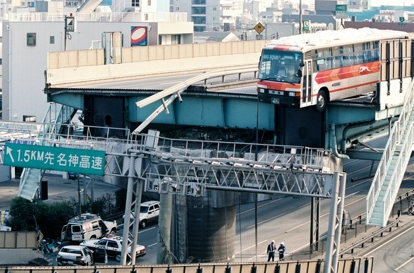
[142,160,333,198]
[0,127,346,272]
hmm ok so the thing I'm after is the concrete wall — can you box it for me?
[46,40,269,87]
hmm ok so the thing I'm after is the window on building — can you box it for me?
[192,16,206,24]
[194,26,206,32]
[147,0,151,5]
[144,13,148,20]
[176,7,179,10]
[50,36,55,44]
[192,0,206,4]
[192,7,206,14]
[172,35,181,45]
[27,33,36,46]
[23,115,36,122]
[132,0,139,7]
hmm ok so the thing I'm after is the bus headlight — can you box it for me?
[289,92,296,97]
[258,88,265,93]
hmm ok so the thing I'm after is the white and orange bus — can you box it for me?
[257,28,410,112]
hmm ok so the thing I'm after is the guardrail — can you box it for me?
[366,78,414,226]
[339,220,400,258]
[0,258,373,273]
[285,188,414,261]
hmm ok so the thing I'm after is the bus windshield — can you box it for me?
[258,49,303,84]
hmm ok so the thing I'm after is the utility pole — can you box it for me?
[299,0,302,34]
[64,14,75,51]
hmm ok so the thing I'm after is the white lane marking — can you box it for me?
[364,225,414,256]
[395,255,414,271]
[138,226,157,233]
[234,239,267,255]
[147,243,157,247]
[346,191,359,198]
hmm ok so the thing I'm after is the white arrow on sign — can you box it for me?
[6,147,14,162]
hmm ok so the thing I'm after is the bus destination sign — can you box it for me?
[3,143,106,175]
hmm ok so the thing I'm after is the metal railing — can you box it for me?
[149,137,325,168]
[367,78,414,225]
[0,122,326,169]
[0,258,374,273]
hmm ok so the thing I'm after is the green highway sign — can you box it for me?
[335,4,347,12]
[3,143,106,175]
[303,20,310,31]
[335,4,347,18]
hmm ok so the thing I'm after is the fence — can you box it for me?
[1,258,373,273]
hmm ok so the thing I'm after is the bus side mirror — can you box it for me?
[296,69,302,78]
[299,62,305,67]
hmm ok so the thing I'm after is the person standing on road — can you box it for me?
[278,242,286,261]
[267,240,276,262]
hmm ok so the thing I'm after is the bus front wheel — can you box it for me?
[316,90,327,112]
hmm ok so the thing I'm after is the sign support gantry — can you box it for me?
[0,125,347,272]
[116,131,346,272]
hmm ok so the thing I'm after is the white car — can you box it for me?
[56,245,94,266]
[123,200,160,228]
[80,236,146,262]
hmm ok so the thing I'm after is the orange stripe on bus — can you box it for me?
[310,80,379,97]
[315,62,380,84]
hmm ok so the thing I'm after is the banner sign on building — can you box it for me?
[0,210,9,225]
[131,26,148,46]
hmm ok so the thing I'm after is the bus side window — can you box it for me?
[366,51,373,62]
[343,55,353,66]
[318,59,327,71]
[334,56,344,68]
[374,49,380,61]
[354,52,363,65]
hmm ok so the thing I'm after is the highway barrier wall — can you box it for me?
[0,231,36,249]
[0,231,42,265]
[1,258,373,273]
[46,40,270,87]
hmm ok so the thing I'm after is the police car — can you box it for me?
[80,236,146,262]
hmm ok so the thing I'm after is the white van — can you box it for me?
[61,213,117,242]
[124,201,160,228]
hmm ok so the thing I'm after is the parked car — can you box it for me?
[80,236,146,262]
[56,245,95,266]
[123,201,160,228]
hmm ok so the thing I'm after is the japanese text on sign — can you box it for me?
[3,143,106,175]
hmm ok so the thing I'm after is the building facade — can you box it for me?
[1,1,193,122]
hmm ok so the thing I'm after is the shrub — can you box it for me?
[6,197,78,239]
